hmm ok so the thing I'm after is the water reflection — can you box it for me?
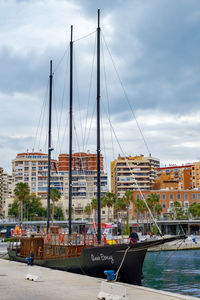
[142,250,200,297]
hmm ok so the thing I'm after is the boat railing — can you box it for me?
[43,233,105,246]
[43,233,130,246]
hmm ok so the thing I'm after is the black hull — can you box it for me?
[8,236,185,286]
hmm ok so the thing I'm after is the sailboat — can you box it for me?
[8,10,185,286]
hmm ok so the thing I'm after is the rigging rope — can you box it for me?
[101,35,115,160]
[102,33,151,156]
[74,30,96,43]
[101,100,162,236]
[33,80,49,152]
[74,46,84,148]
[83,34,96,152]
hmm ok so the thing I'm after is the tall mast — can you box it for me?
[68,25,73,235]
[47,60,53,233]
[97,9,101,244]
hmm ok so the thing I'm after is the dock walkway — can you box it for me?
[0,259,198,300]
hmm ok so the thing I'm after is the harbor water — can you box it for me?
[142,249,200,297]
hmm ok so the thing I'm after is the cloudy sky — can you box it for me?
[1,0,200,175]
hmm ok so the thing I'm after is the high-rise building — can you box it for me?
[58,152,103,172]
[111,154,160,198]
[12,152,108,219]
[154,164,193,190]
[12,152,57,201]
[0,167,3,217]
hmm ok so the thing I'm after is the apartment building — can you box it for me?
[12,152,57,201]
[2,172,13,217]
[0,167,3,217]
[58,152,103,172]
[131,189,200,218]
[51,170,108,219]
[154,164,193,190]
[111,154,160,197]
[12,152,108,219]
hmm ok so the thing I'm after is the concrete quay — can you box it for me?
[0,259,198,300]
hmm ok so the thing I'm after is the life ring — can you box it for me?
[11,229,15,236]
[59,234,63,243]
[46,234,51,243]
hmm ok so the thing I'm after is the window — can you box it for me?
[184,194,188,200]
[169,201,174,208]
[162,194,166,200]
[162,203,166,208]
[184,201,189,208]
[170,194,174,200]
[192,193,196,200]
[102,210,105,214]
[136,194,140,199]
[197,194,200,200]
[177,194,181,200]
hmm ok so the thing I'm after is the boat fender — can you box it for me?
[46,234,51,243]
[59,234,63,243]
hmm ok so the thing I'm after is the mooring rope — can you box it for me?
[114,246,131,281]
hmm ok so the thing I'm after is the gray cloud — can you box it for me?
[1,0,200,174]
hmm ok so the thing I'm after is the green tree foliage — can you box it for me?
[91,197,106,221]
[104,192,117,221]
[189,202,200,218]
[8,194,46,220]
[84,204,92,220]
[14,182,30,227]
[124,217,130,235]
[8,199,19,218]
[172,201,187,220]
[54,206,64,220]
[50,188,61,225]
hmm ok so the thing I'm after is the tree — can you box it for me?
[189,202,200,218]
[24,195,46,220]
[114,197,127,223]
[146,193,162,231]
[9,194,46,221]
[84,204,92,221]
[91,197,106,222]
[14,182,30,228]
[172,201,187,220]
[54,206,64,220]
[50,188,61,225]
[104,192,117,222]
[133,198,147,230]
[8,199,19,218]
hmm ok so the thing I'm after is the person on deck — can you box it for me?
[129,229,139,244]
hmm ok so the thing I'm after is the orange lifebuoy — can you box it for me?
[59,234,63,243]
[46,234,51,243]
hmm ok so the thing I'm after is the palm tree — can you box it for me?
[104,192,117,222]
[91,197,106,222]
[50,188,61,225]
[133,198,146,231]
[123,190,135,219]
[84,204,92,221]
[114,197,127,222]
[14,182,30,228]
